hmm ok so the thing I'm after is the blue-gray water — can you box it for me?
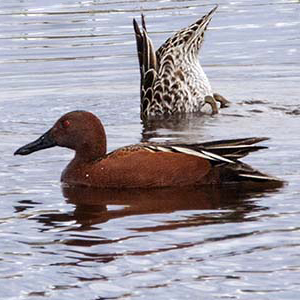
[1,0,300,299]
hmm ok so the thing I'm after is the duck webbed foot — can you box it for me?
[213,93,230,108]
[204,95,219,114]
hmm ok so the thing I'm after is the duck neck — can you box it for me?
[74,133,107,163]
[75,144,106,163]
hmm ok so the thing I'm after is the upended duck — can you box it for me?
[14,111,280,188]
[133,5,229,119]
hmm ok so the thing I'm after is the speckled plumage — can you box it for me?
[133,6,229,119]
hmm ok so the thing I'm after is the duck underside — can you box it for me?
[140,51,230,118]
[141,60,209,115]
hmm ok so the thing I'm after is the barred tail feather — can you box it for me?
[133,15,158,106]
[133,16,157,76]
[186,5,218,52]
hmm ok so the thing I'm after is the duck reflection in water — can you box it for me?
[30,182,283,235]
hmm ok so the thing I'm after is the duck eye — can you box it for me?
[61,120,71,129]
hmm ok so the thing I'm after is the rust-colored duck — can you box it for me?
[15,111,279,188]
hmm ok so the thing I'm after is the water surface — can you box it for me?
[1,0,300,299]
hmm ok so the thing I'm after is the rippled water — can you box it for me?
[1,0,300,299]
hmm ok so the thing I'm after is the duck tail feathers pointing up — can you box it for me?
[154,6,218,67]
[133,15,157,75]
[186,5,218,52]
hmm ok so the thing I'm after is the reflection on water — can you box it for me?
[141,112,210,142]
[30,183,282,238]
[1,0,300,299]
[7,183,288,299]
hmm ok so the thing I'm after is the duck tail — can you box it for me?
[142,138,283,184]
[133,17,144,77]
[133,15,157,78]
[226,162,282,183]
[186,5,218,54]
[180,137,282,183]
[199,137,270,160]
[133,15,158,116]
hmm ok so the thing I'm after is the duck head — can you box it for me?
[14,111,107,162]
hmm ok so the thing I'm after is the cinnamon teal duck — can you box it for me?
[14,111,280,188]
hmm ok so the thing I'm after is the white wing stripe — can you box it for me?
[145,145,172,153]
[144,145,234,164]
[144,146,156,153]
[156,146,172,152]
[239,174,278,181]
[201,150,234,164]
[170,146,214,160]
